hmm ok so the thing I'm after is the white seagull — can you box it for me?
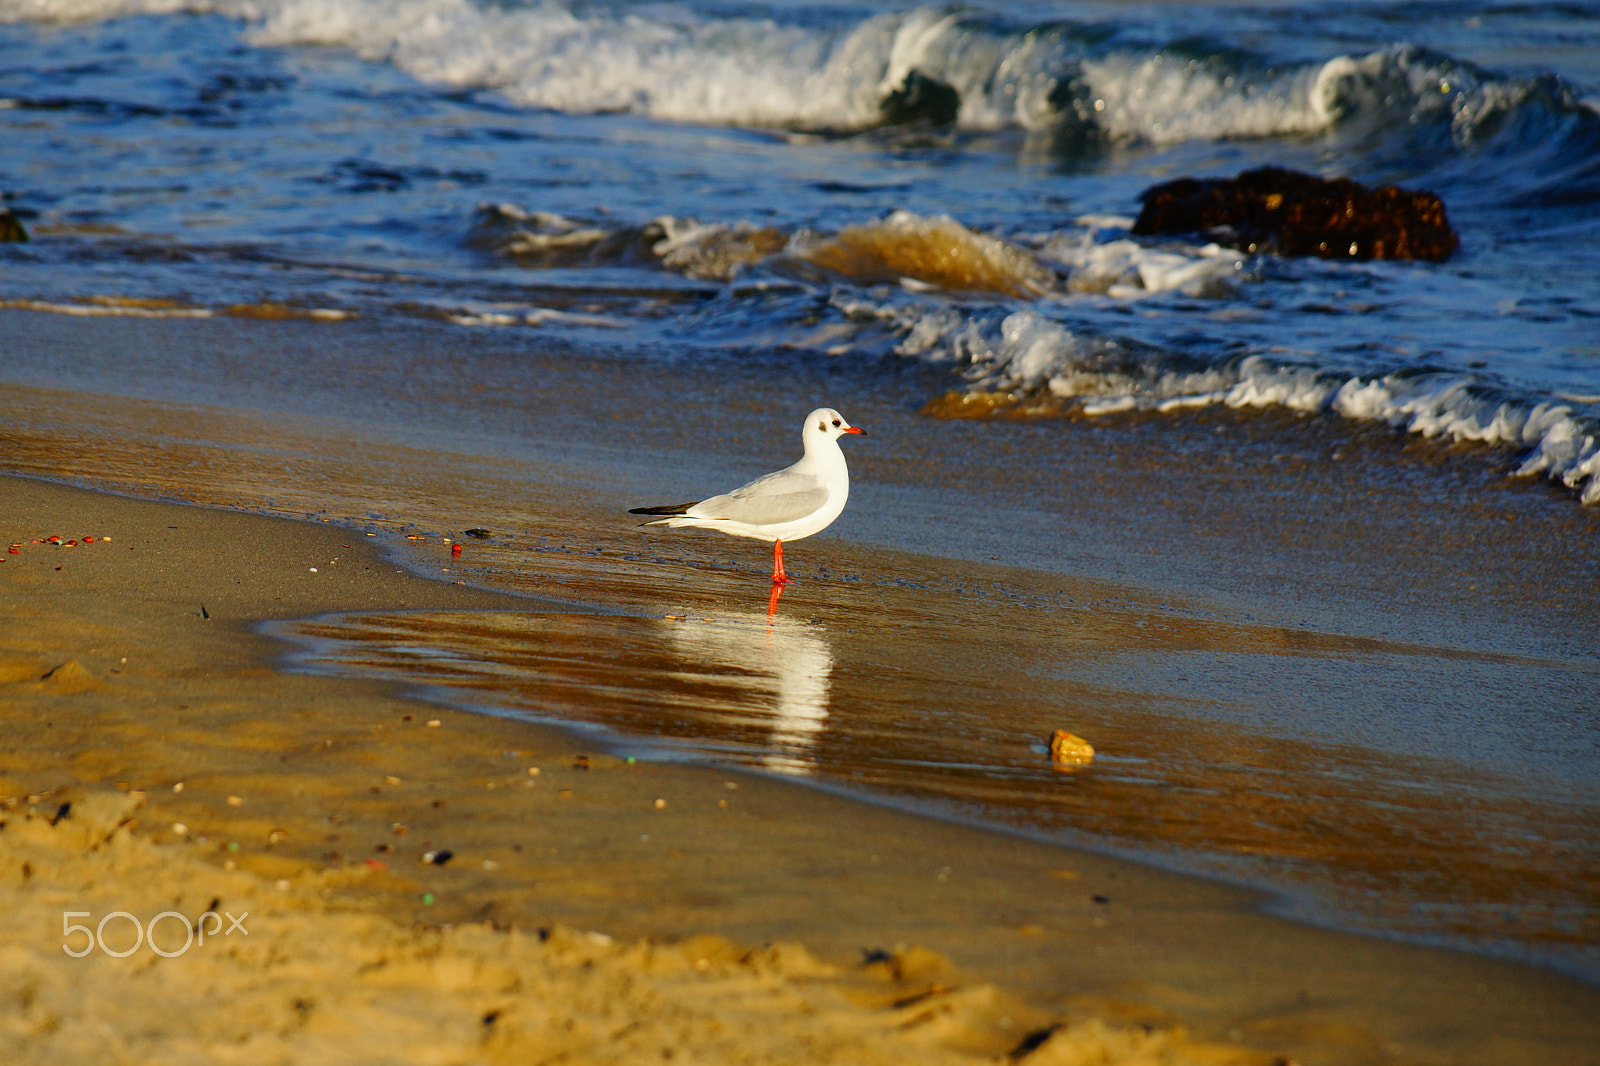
[630,407,866,585]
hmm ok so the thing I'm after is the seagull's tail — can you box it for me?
[629,501,700,527]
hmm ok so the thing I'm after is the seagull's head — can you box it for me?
[805,407,866,444]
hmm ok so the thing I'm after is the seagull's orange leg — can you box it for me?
[771,539,790,586]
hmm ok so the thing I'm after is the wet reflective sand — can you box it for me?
[278,592,1599,976]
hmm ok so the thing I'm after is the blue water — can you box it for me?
[3,0,1600,502]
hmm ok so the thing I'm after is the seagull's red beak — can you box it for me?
[843,425,866,435]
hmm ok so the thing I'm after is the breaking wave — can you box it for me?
[462,198,1600,504]
[469,204,1242,298]
[6,0,1597,154]
[900,307,1600,505]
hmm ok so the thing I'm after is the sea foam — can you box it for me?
[5,0,1590,146]
[868,304,1600,504]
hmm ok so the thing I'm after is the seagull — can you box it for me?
[630,407,866,585]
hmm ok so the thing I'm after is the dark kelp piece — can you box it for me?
[1132,166,1458,262]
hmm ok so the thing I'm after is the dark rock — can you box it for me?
[0,210,28,242]
[880,69,960,127]
[1132,166,1458,262]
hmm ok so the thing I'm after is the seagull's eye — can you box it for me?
[831,419,841,427]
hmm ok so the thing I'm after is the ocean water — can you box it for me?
[4,0,1600,988]
[4,0,1600,501]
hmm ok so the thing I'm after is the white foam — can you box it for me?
[1081,51,1339,144]
[441,300,626,328]
[848,305,1600,504]
[1227,358,1339,413]
[1333,379,1600,503]
[524,307,627,328]
[447,310,518,326]
[242,0,886,128]
[649,216,788,280]
[1,1,1568,145]
[0,0,217,21]
[1072,214,1135,232]
[941,309,1233,400]
[1081,395,1137,415]
[0,297,213,318]
[1077,43,1543,147]
[1036,230,1243,298]
[480,206,614,258]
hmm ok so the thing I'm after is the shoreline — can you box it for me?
[5,473,1600,1065]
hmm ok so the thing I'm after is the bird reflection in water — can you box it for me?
[666,585,833,775]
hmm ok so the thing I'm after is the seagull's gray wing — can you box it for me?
[688,469,828,526]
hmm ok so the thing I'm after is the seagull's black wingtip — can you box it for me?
[628,501,699,516]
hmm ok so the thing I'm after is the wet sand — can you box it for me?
[2,312,1598,976]
[4,474,1600,1065]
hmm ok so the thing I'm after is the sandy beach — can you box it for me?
[0,474,1242,1066]
[3,471,1599,1066]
